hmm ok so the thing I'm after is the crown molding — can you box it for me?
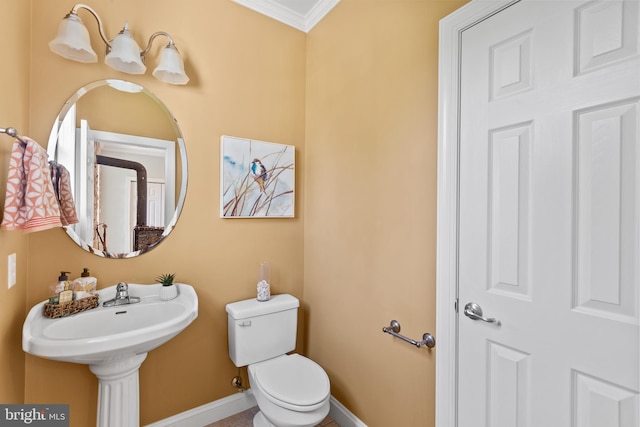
[233,0,340,33]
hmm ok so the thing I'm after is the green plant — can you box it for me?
[155,273,176,287]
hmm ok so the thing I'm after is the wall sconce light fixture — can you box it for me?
[49,4,190,85]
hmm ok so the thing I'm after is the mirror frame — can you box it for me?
[48,79,188,258]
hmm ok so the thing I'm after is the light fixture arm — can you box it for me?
[69,3,112,48]
[140,31,176,59]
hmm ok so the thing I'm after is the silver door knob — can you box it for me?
[464,302,497,323]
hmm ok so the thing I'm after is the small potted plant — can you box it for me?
[156,273,178,301]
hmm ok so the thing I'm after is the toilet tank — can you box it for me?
[226,294,299,367]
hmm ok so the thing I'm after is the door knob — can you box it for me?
[463,302,498,323]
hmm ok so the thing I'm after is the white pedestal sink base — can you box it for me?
[89,353,148,427]
[23,284,198,427]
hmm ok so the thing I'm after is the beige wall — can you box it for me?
[0,0,30,405]
[0,0,469,426]
[304,1,466,426]
[26,1,305,425]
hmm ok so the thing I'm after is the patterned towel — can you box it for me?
[1,138,63,233]
[50,162,79,226]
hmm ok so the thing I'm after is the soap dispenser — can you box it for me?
[49,271,73,304]
[55,271,70,293]
[73,268,97,299]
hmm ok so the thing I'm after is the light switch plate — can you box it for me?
[8,253,16,289]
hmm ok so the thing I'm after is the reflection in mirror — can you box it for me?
[48,80,187,258]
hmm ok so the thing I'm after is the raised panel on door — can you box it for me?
[574,99,639,324]
[488,123,532,300]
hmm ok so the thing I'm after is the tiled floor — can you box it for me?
[204,406,340,427]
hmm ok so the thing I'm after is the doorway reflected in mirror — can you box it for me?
[47,80,188,258]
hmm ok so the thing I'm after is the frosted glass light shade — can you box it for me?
[105,28,146,74]
[49,14,98,63]
[152,45,190,85]
[49,8,190,86]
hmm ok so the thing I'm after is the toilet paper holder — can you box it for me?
[382,320,435,348]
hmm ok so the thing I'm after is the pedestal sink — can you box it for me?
[23,283,198,427]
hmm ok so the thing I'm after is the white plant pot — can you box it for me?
[159,284,178,301]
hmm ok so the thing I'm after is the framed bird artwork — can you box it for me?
[220,135,295,218]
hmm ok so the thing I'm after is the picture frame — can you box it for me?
[220,135,295,218]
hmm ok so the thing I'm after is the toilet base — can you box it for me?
[253,411,276,427]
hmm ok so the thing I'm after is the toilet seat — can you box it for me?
[250,354,330,410]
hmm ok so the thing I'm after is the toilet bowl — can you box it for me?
[249,354,330,427]
[226,295,331,427]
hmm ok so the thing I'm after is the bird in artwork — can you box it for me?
[250,158,268,192]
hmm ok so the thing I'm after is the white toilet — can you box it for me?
[226,294,331,427]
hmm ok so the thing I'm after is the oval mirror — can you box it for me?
[47,79,188,258]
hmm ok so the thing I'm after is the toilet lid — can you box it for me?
[253,354,330,407]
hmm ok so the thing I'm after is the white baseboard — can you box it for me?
[328,396,368,427]
[145,390,257,427]
[145,390,367,427]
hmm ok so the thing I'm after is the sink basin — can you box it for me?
[22,283,198,427]
[23,283,198,364]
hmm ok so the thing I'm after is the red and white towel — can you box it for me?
[1,137,78,233]
[51,162,79,226]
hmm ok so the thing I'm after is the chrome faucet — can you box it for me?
[116,282,129,300]
[103,282,141,307]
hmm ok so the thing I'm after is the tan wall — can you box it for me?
[76,85,177,140]
[0,0,473,426]
[0,0,30,405]
[304,1,467,426]
[26,1,305,425]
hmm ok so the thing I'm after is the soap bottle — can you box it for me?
[49,271,72,304]
[73,268,97,299]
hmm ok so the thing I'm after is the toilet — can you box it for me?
[226,294,331,427]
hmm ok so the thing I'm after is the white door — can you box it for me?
[146,181,165,227]
[128,180,165,228]
[458,0,639,426]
